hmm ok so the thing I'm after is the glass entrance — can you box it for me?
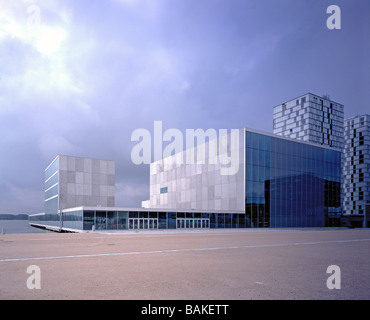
[149,219,158,229]
[176,218,210,229]
[129,218,158,230]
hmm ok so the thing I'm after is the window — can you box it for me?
[359,136,364,145]
[359,173,364,182]
[160,187,168,194]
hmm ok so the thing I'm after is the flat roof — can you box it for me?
[244,127,343,152]
[61,206,245,214]
[273,92,344,109]
[344,114,370,122]
[45,155,115,172]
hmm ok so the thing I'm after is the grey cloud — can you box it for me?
[0,0,369,213]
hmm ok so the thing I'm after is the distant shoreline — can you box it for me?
[0,214,29,220]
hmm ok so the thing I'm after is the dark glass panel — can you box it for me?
[107,211,117,229]
[83,210,95,230]
[95,211,106,230]
[129,211,138,218]
[168,212,176,229]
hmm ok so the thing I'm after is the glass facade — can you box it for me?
[245,130,341,227]
[44,156,59,216]
[29,213,60,228]
[29,209,246,231]
[63,209,83,230]
[32,129,343,232]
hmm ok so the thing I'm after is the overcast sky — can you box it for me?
[0,0,369,214]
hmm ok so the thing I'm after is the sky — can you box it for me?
[0,0,369,214]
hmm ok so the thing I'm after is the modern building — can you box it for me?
[342,114,370,227]
[42,155,115,228]
[31,147,247,231]
[30,206,247,232]
[30,91,349,232]
[273,93,344,149]
[30,127,342,232]
[145,128,342,228]
[145,129,245,212]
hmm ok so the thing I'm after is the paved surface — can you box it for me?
[0,228,369,300]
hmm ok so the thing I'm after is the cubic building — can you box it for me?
[273,93,344,149]
[342,115,370,227]
[145,129,245,212]
[33,154,245,231]
[45,155,115,213]
[145,128,342,228]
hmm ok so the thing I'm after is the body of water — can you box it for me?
[0,220,51,234]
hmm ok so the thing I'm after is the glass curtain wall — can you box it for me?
[245,131,341,228]
[31,210,246,231]
[78,210,246,231]
[245,132,270,227]
[44,157,59,217]
[63,210,83,230]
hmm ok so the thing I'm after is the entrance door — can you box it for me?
[129,218,158,230]
[129,218,139,230]
[202,219,209,228]
[148,218,158,229]
[186,219,193,228]
[176,218,210,229]
[128,218,135,230]
[192,219,198,228]
[152,219,158,229]
[177,219,184,229]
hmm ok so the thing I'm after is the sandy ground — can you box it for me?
[0,228,369,300]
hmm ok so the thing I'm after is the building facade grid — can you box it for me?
[273,93,344,149]
[342,115,370,224]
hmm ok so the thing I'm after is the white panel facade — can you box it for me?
[147,129,245,212]
[58,155,115,210]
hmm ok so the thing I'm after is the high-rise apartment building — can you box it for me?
[273,93,344,149]
[342,115,370,227]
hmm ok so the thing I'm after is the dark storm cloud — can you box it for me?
[0,0,369,213]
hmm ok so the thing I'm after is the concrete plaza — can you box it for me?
[0,228,369,300]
